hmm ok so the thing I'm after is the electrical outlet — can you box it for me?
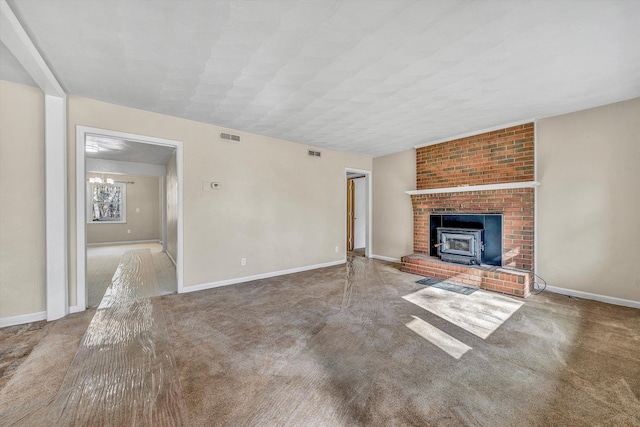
[335,246,339,252]
[202,181,211,191]
[136,207,140,212]
[241,258,246,266]
[127,229,131,234]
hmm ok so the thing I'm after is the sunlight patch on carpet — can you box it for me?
[403,286,524,339]
[405,316,472,359]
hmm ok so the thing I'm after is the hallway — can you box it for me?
[87,242,176,307]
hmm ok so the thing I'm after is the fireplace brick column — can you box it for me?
[402,123,536,297]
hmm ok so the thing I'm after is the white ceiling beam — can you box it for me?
[0,0,64,96]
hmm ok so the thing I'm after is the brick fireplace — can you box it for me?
[401,123,536,297]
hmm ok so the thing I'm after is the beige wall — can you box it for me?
[67,95,372,301]
[537,97,640,303]
[86,173,161,244]
[370,99,640,304]
[166,152,178,262]
[6,74,635,320]
[372,149,416,260]
[0,81,46,318]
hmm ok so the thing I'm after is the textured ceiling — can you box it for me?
[85,135,176,165]
[4,0,640,157]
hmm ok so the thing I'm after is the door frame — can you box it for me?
[345,167,372,258]
[75,126,184,311]
[347,178,355,251]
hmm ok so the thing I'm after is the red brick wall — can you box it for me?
[411,188,534,270]
[410,123,536,271]
[416,123,534,190]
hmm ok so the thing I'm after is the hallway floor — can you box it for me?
[87,242,176,307]
[1,256,639,426]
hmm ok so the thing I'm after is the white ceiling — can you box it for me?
[2,0,639,157]
[85,134,176,165]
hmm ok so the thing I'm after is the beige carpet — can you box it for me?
[2,256,639,426]
[1,250,185,425]
[87,242,176,307]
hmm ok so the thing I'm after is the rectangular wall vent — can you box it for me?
[220,132,241,142]
[308,150,321,157]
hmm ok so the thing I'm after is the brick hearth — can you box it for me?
[402,123,536,298]
[402,253,533,297]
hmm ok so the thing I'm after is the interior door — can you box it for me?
[347,178,354,251]
[353,177,365,249]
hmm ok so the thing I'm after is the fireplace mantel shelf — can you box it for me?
[406,181,539,195]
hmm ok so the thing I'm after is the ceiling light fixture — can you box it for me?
[88,177,115,185]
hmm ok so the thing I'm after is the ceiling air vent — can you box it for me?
[220,132,241,143]
[308,150,321,157]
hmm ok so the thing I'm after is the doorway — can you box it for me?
[84,170,170,307]
[76,126,183,311]
[346,168,371,258]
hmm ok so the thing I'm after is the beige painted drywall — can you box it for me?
[537,97,640,303]
[86,173,161,244]
[66,95,372,303]
[166,152,178,263]
[0,81,46,318]
[372,149,416,260]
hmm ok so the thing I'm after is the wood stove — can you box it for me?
[436,228,483,265]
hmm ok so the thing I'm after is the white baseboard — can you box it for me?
[87,239,161,247]
[545,286,640,309]
[69,305,85,314]
[182,259,346,294]
[371,254,402,262]
[0,311,47,328]
[165,250,177,267]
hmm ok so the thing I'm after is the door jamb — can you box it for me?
[75,126,184,311]
[344,167,372,258]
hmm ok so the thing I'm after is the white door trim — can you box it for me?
[345,167,372,258]
[75,126,184,311]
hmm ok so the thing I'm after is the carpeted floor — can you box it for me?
[87,242,176,307]
[1,256,639,426]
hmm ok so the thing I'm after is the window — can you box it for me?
[87,180,126,224]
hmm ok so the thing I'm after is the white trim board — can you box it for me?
[406,181,539,195]
[182,260,346,294]
[87,239,161,247]
[45,95,68,321]
[86,158,166,177]
[166,250,177,267]
[371,254,402,263]
[0,311,47,328]
[545,286,640,309]
[415,118,537,149]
